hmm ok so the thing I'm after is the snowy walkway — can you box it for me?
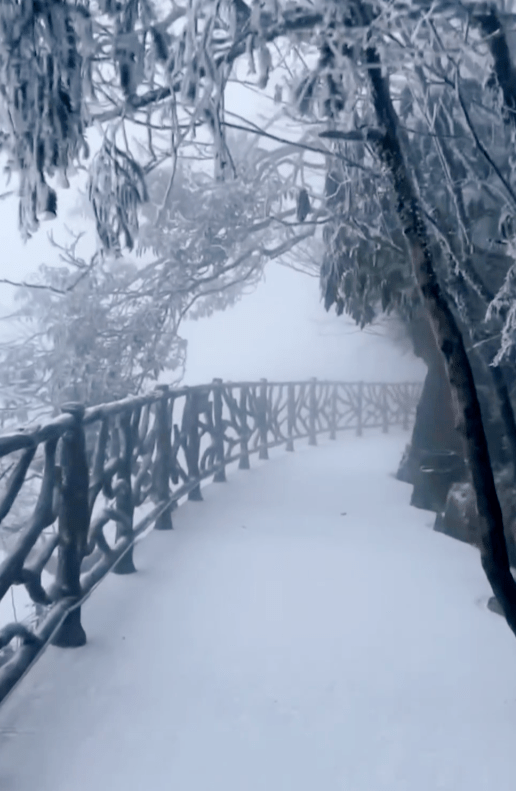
[0,431,515,791]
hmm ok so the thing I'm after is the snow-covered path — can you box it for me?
[0,431,515,791]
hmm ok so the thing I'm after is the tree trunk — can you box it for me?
[360,41,516,636]
[399,312,462,483]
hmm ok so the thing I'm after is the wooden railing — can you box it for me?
[0,378,422,704]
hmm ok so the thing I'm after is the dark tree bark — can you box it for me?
[399,312,462,483]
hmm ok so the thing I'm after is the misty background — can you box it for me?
[0,166,425,391]
[0,53,425,394]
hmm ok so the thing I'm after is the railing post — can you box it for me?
[130,405,142,456]
[402,384,410,430]
[112,409,136,574]
[185,389,203,501]
[309,377,317,446]
[286,383,295,451]
[329,384,338,440]
[382,384,389,434]
[110,415,120,458]
[88,416,109,516]
[51,403,89,648]
[212,378,226,482]
[356,381,363,437]
[258,378,269,460]
[138,402,151,449]
[153,385,174,531]
[239,385,250,470]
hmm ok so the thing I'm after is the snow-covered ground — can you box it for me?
[0,430,515,791]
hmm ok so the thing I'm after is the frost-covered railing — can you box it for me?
[0,378,422,704]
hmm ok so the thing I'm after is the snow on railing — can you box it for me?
[0,378,422,705]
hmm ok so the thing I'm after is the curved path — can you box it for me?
[0,432,515,790]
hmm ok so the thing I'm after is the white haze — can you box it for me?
[182,263,425,384]
[0,204,425,386]
[0,52,426,394]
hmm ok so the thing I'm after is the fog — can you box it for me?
[182,263,425,384]
[0,182,425,394]
[0,207,425,390]
[0,67,426,397]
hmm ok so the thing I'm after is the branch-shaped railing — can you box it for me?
[0,378,422,705]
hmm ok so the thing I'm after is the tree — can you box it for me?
[317,76,516,471]
[4,0,516,636]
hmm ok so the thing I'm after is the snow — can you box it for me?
[0,430,515,791]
